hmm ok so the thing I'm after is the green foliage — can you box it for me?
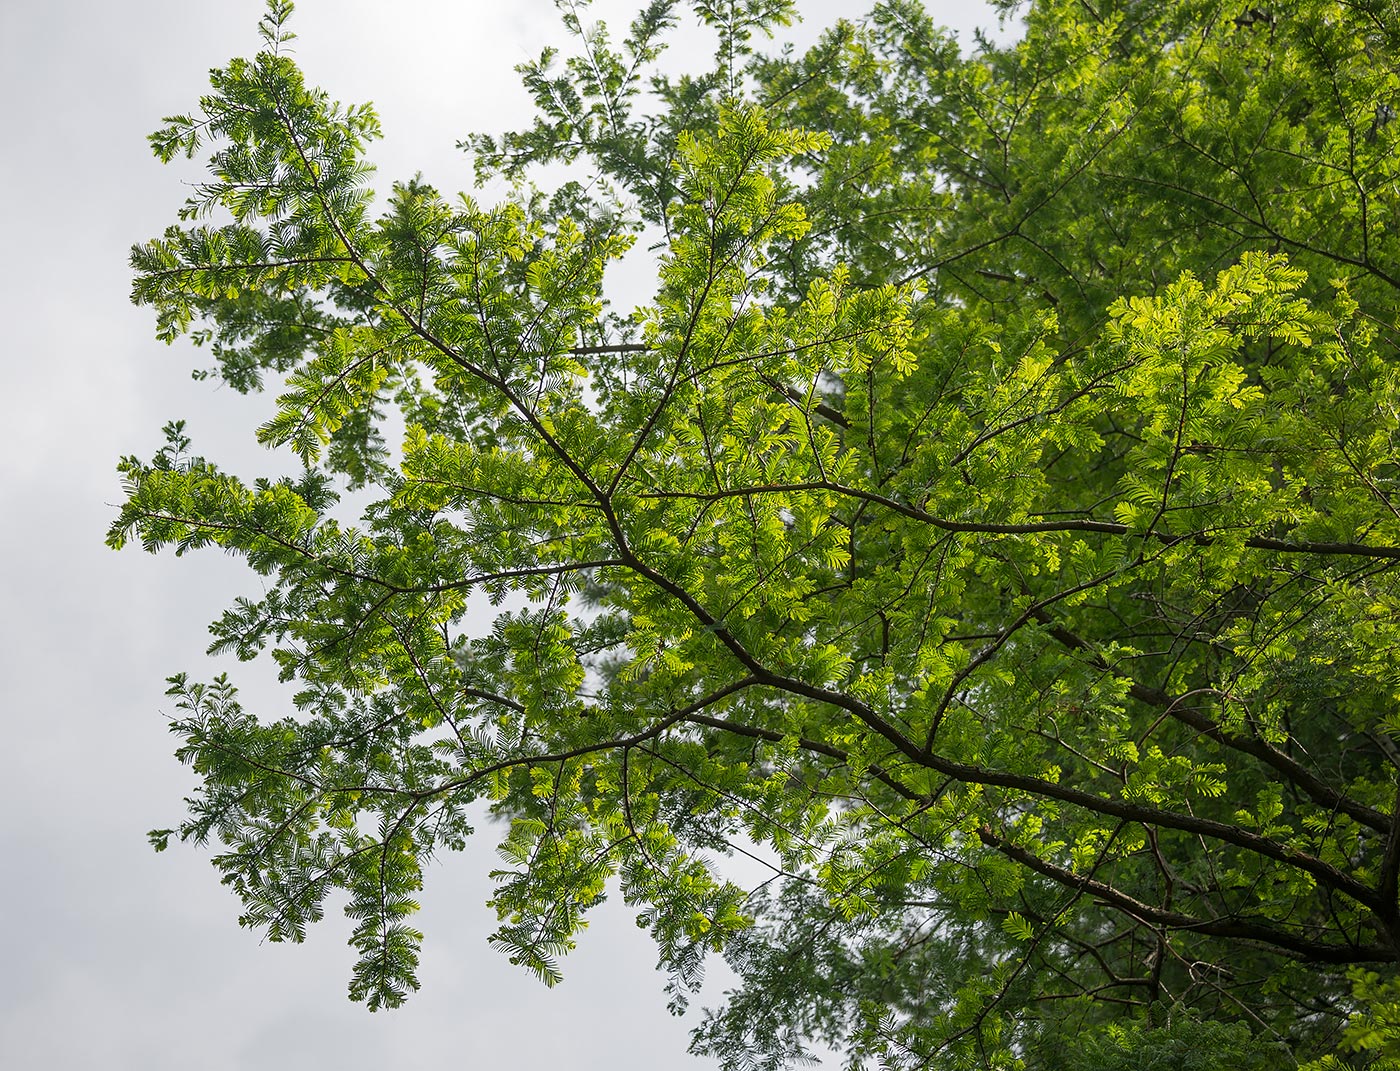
[114,0,1400,1065]
[1040,1014,1291,1071]
[1300,969,1400,1071]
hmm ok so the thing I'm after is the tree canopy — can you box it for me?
[111,0,1400,1066]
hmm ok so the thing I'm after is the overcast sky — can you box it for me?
[0,2,1006,1067]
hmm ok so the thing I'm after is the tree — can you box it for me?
[110,0,1400,1066]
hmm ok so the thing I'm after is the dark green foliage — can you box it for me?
[1045,1015,1290,1071]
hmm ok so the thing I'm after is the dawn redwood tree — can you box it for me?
[112,0,1400,1066]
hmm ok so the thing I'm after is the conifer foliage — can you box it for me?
[113,0,1400,1065]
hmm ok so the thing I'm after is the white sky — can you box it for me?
[0,2,1007,1067]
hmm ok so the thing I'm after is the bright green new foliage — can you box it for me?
[113,0,1400,1065]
